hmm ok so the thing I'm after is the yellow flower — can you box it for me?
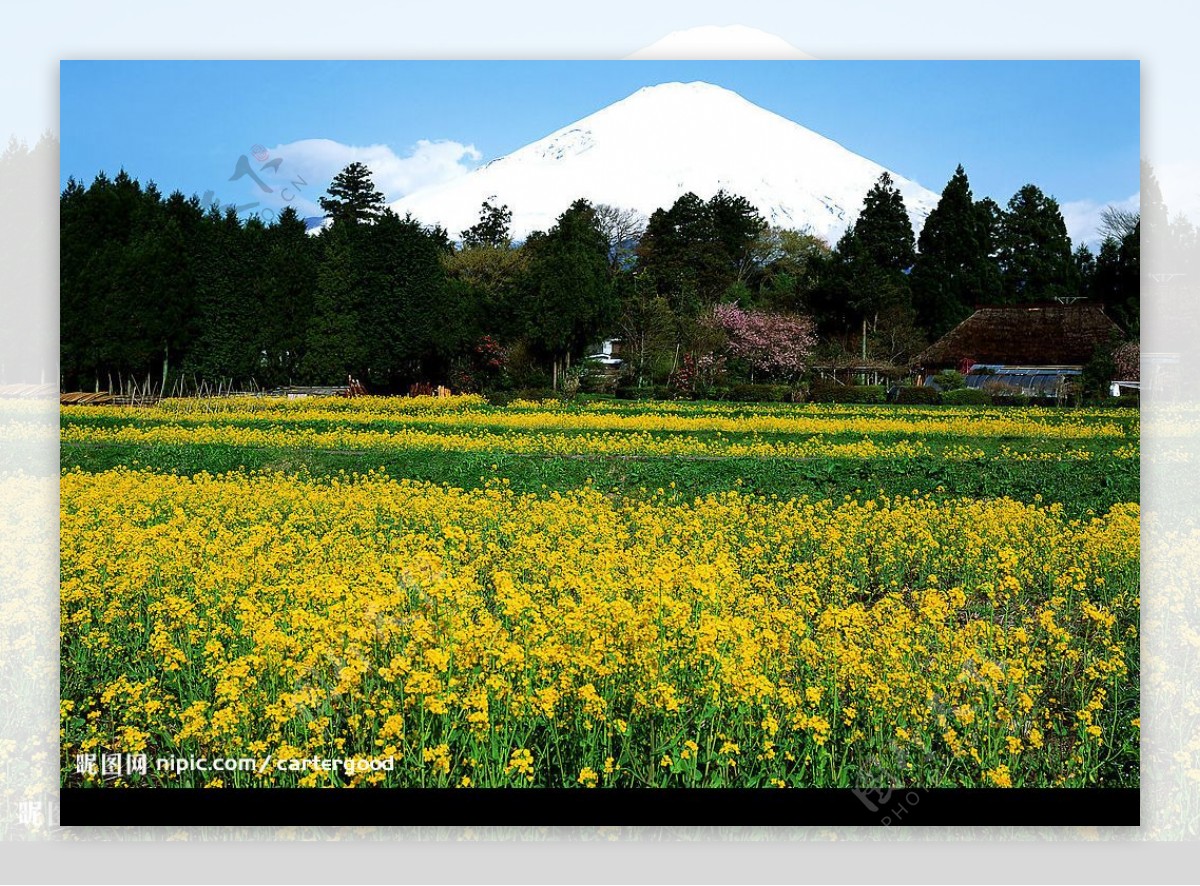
[984,765,1013,788]
[56,401,1139,792]
[505,748,535,783]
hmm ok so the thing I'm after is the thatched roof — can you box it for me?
[916,303,1122,368]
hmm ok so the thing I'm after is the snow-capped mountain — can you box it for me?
[390,81,940,244]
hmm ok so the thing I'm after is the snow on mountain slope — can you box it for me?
[390,81,939,244]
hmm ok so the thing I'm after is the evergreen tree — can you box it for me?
[1073,243,1096,298]
[707,189,767,285]
[636,190,764,314]
[301,221,370,383]
[637,192,712,315]
[996,184,1076,302]
[1089,221,1140,334]
[187,206,263,384]
[910,165,1001,337]
[60,174,100,388]
[258,206,317,384]
[854,172,916,272]
[363,209,461,386]
[460,199,513,249]
[811,173,917,338]
[524,198,615,367]
[318,161,385,226]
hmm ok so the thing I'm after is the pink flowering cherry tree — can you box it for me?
[709,303,817,383]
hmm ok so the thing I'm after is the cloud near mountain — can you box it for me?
[241,137,482,218]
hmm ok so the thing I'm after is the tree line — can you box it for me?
[60,159,1142,394]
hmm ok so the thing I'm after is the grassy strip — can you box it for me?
[61,441,1137,517]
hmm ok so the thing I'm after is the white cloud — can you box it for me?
[228,137,481,219]
[1060,192,1140,249]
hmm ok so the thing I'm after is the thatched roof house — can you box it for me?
[916,303,1122,370]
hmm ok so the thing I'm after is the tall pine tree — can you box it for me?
[318,161,386,226]
[996,184,1076,303]
[460,199,513,249]
[812,173,917,337]
[910,165,1002,337]
[524,199,615,368]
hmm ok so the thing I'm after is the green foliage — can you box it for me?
[1081,337,1120,400]
[750,227,831,312]
[636,190,765,313]
[894,386,942,405]
[1088,221,1140,335]
[60,165,461,392]
[318,161,385,227]
[807,383,886,404]
[809,173,916,336]
[486,387,562,406]
[523,199,616,360]
[442,243,529,345]
[460,199,513,249]
[615,273,676,389]
[855,172,916,271]
[63,157,1125,400]
[615,385,673,401]
[716,383,794,402]
[941,387,990,405]
[301,221,371,383]
[910,165,1001,337]
[997,184,1076,303]
[614,385,654,400]
[932,369,966,391]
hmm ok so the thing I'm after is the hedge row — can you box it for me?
[807,384,887,404]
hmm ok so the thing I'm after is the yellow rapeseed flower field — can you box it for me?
[60,412,1139,789]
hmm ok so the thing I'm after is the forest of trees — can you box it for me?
[59,159,1144,394]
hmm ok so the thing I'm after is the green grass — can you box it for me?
[61,440,1135,519]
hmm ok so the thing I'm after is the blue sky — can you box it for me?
[60,60,1140,245]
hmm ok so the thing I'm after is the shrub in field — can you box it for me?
[942,388,990,405]
[932,369,966,391]
[722,383,792,402]
[560,364,589,398]
[807,384,886,404]
[894,386,942,405]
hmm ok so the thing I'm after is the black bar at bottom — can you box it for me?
[60,787,1138,827]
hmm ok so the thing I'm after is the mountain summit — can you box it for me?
[391,81,939,243]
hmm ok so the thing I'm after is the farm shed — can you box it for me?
[914,303,1123,397]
